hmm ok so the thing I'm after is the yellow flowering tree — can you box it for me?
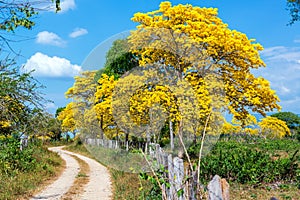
[259,116,291,139]
[57,102,76,133]
[93,74,118,139]
[128,1,280,124]
[63,71,97,135]
[221,114,259,135]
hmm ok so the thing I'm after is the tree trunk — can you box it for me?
[99,115,104,139]
[145,127,151,153]
[178,119,184,158]
[169,120,174,151]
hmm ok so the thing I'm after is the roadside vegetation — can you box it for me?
[0,138,64,200]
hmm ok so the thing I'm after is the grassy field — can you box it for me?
[0,140,64,200]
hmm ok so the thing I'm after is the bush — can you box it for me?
[0,136,63,199]
[0,137,37,175]
[188,138,300,185]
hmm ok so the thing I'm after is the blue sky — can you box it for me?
[10,0,300,114]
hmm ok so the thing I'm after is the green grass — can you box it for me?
[0,142,63,200]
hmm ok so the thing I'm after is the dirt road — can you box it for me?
[31,146,112,200]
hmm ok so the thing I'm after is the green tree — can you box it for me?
[0,0,60,52]
[0,58,47,136]
[271,111,300,138]
[95,39,139,80]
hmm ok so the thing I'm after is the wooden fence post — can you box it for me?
[174,157,184,200]
[84,138,230,200]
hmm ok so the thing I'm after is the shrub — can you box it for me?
[0,137,37,175]
[188,139,300,185]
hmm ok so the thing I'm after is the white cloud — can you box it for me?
[69,28,88,38]
[262,46,300,64]
[294,39,300,43]
[44,102,57,110]
[36,31,66,47]
[60,0,76,13]
[38,0,75,13]
[278,84,291,94]
[23,52,82,77]
[279,97,300,113]
[256,46,300,113]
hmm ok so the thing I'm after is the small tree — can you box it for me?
[271,111,300,139]
[259,116,291,139]
[0,59,46,137]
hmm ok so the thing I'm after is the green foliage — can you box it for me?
[193,139,300,185]
[0,1,36,32]
[138,166,188,199]
[271,112,300,130]
[0,138,62,199]
[271,112,300,140]
[0,58,47,136]
[0,137,36,175]
[95,39,138,81]
[0,0,61,54]
[0,0,61,32]
[139,167,168,200]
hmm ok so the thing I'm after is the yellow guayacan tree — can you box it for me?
[130,83,180,148]
[64,71,97,134]
[57,102,76,133]
[259,116,291,139]
[65,71,97,104]
[94,74,118,139]
[129,1,280,124]
[221,114,259,135]
[130,85,180,125]
[221,121,241,135]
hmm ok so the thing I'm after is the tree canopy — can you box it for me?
[0,58,48,136]
[271,112,300,129]
[0,0,60,52]
[59,2,282,145]
[259,116,291,139]
[129,1,280,123]
[0,0,60,137]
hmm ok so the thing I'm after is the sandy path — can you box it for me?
[31,146,112,200]
[64,151,112,200]
[31,147,80,200]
